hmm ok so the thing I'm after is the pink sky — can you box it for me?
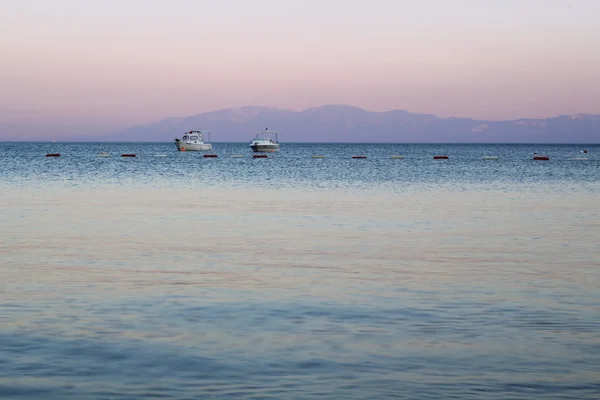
[1,0,599,133]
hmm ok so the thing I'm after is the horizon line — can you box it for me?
[2,140,598,145]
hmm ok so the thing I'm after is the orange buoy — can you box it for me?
[533,156,549,160]
[121,154,136,157]
[46,153,60,157]
[352,155,367,159]
[253,154,268,158]
[203,154,218,158]
[433,155,449,160]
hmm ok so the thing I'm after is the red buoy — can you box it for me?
[533,156,549,160]
[203,154,218,158]
[352,155,367,159]
[121,154,136,157]
[253,154,268,158]
[46,153,60,157]
[433,155,449,160]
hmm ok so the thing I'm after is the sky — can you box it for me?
[1,0,599,136]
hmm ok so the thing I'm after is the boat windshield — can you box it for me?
[254,134,277,142]
[190,135,198,140]
[183,135,189,140]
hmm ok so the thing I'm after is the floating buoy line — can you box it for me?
[39,152,589,161]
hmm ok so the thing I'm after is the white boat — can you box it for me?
[250,128,280,152]
[174,130,212,151]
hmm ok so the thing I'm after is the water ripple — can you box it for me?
[1,143,599,398]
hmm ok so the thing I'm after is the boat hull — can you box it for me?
[251,144,280,153]
[175,141,212,151]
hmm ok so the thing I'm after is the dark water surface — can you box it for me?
[1,142,599,189]
[1,142,599,399]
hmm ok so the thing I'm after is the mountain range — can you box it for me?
[95,105,600,143]
[4,105,600,143]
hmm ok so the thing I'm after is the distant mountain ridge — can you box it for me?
[74,104,600,143]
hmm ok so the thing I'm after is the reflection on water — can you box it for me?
[1,182,599,399]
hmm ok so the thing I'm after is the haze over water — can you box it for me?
[1,142,599,399]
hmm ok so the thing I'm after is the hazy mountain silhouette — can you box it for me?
[91,105,600,143]
[5,105,599,143]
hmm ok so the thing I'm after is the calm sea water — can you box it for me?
[1,142,600,399]
[1,142,599,190]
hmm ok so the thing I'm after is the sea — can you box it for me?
[1,142,599,399]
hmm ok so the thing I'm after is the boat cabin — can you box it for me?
[252,129,278,143]
[181,130,209,143]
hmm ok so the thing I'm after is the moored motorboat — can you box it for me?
[175,130,212,151]
[250,128,280,152]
